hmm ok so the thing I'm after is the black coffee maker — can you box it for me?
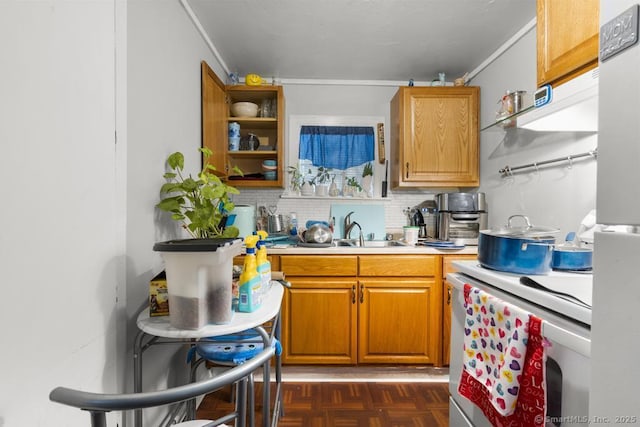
[410,200,438,239]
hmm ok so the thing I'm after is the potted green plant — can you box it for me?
[345,176,363,197]
[287,165,303,195]
[328,174,340,197]
[156,147,241,238]
[314,166,332,196]
[361,162,374,197]
[301,168,315,196]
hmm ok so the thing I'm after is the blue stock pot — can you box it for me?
[478,215,560,275]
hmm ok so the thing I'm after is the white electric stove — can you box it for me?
[452,261,592,326]
[448,261,592,427]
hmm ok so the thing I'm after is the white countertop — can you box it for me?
[264,245,478,256]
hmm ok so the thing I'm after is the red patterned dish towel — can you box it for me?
[458,284,546,427]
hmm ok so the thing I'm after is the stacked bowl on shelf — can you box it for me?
[230,102,259,118]
[262,159,277,180]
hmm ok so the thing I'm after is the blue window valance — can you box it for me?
[298,126,375,169]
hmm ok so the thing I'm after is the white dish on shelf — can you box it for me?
[231,102,259,117]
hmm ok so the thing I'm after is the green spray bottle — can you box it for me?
[238,234,262,312]
[256,230,272,296]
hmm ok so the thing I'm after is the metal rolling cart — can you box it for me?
[132,281,286,427]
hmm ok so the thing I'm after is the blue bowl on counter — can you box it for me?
[264,170,277,180]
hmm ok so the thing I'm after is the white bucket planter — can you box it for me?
[153,238,242,329]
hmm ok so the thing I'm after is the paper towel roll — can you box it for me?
[232,205,256,239]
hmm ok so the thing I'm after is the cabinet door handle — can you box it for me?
[447,285,452,305]
[352,285,356,304]
[406,162,409,179]
[360,284,364,304]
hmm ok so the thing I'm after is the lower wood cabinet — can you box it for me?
[358,278,439,364]
[284,278,358,364]
[280,254,442,365]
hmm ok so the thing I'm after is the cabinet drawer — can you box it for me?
[280,255,358,276]
[359,255,438,277]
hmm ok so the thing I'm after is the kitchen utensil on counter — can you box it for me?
[304,221,333,244]
[478,214,560,275]
[519,276,591,307]
[422,241,465,250]
[266,206,284,234]
[267,214,284,234]
[551,232,593,271]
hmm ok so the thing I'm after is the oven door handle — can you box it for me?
[542,322,590,358]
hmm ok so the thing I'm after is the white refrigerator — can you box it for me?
[591,0,640,419]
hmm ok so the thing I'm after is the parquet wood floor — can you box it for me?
[196,381,450,426]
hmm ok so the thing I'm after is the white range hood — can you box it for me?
[518,68,599,132]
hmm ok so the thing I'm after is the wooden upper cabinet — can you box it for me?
[390,86,479,189]
[201,61,228,178]
[537,0,599,88]
[201,60,285,188]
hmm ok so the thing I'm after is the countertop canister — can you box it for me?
[232,205,256,239]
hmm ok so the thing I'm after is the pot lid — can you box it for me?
[481,215,560,239]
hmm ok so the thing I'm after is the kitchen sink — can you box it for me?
[333,239,409,248]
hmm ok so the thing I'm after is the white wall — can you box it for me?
[0,1,124,426]
[126,0,226,425]
[471,29,597,235]
[0,1,225,426]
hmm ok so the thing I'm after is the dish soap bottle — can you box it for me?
[238,234,262,312]
[256,230,271,295]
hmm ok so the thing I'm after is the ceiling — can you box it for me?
[187,0,536,84]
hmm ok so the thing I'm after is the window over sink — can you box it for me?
[287,115,384,198]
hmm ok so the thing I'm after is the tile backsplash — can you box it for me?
[232,188,447,235]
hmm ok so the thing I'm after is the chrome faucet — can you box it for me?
[344,211,364,246]
[344,211,354,238]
